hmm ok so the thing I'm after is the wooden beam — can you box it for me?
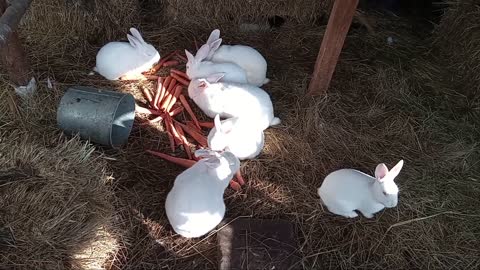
[0,0,32,86]
[307,0,359,96]
[0,0,32,49]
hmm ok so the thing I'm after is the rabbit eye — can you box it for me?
[382,191,387,196]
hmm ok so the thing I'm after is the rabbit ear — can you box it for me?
[214,114,223,132]
[206,73,225,83]
[197,79,209,89]
[130,28,145,43]
[195,44,210,61]
[375,163,389,181]
[388,160,404,179]
[207,29,221,45]
[204,156,221,169]
[194,149,215,159]
[185,49,195,64]
[209,38,222,52]
[127,34,142,49]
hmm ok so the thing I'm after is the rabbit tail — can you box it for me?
[270,117,281,126]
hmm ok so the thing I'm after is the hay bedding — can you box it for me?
[0,131,114,269]
[1,1,480,269]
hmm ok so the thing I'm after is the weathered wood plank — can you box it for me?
[0,0,32,87]
[307,0,359,96]
[0,0,32,49]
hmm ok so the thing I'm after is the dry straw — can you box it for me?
[0,130,115,269]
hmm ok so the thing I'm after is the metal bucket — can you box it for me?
[57,86,135,148]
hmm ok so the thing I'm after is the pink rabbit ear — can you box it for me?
[206,73,224,83]
[375,163,389,181]
[388,160,404,178]
[204,156,221,169]
[194,149,215,159]
[195,44,210,61]
[127,34,141,48]
[209,38,222,52]
[197,79,209,89]
[129,28,145,43]
[214,114,223,131]
[185,49,195,64]
[207,29,221,44]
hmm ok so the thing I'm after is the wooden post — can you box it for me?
[0,0,32,48]
[307,0,359,96]
[0,0,32,88]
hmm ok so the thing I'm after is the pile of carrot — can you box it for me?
[136,50,245,191]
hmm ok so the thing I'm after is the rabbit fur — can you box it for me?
[185,44,248,84]
[94,28,160,80]
[187,73,281,131]
[318,160,404,218]
[208,114,265,160]
[204,29,269,86]
[165,149,240,238]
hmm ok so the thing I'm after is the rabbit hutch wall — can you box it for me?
[1,0,480,269]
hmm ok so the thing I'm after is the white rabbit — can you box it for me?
[185,44,248,84]
[187,73,281,130]
[94,28,160,80]
[208,114,265,160]
[317,160,404,218]
[204,29,269,86]
[165,149,240,238]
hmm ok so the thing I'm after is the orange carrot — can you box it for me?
[170,73,190,86]
[141,87,153,103]
[175,123,192,159]
[229,180,241,191]
[149,115,164,123]
[152,77,164,109]
[175,51,187,62]
[235,170,245,185]
[143,74,159,81]
[176,121,207,147]
[146,150,196,168]
[164,117,176,151]
[158,76,171,108]
[169,119,183,145]
[161,78,177,110]
[135,104,163,115]
[186,121,201,132]
[179,95,201,129]
[168,106,184,116]
[198,121,215,129]
[170,69,189,80]
[151,51,176,72]
[166,85,183,112]
[162,60,179,67]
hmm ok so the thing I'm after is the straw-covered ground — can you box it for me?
[1,0,479,269]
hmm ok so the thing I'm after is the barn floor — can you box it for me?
[1,4,480,270]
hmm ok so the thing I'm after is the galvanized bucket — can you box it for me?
[57,86,135,148]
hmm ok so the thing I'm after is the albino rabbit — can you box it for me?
[165,149,240,238]
[208,115,264,160]
[187,73,281,130]
[94,28,160,80]
[185,44,248,84]
[318,160,404,218]
[204,29,269,86]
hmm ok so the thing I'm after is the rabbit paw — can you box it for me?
[120,73,146,81]
[343,211,359,218]
[362,212,374,218]
[229,180,241,191]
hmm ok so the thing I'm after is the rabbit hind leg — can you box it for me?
[326,204,358,218]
